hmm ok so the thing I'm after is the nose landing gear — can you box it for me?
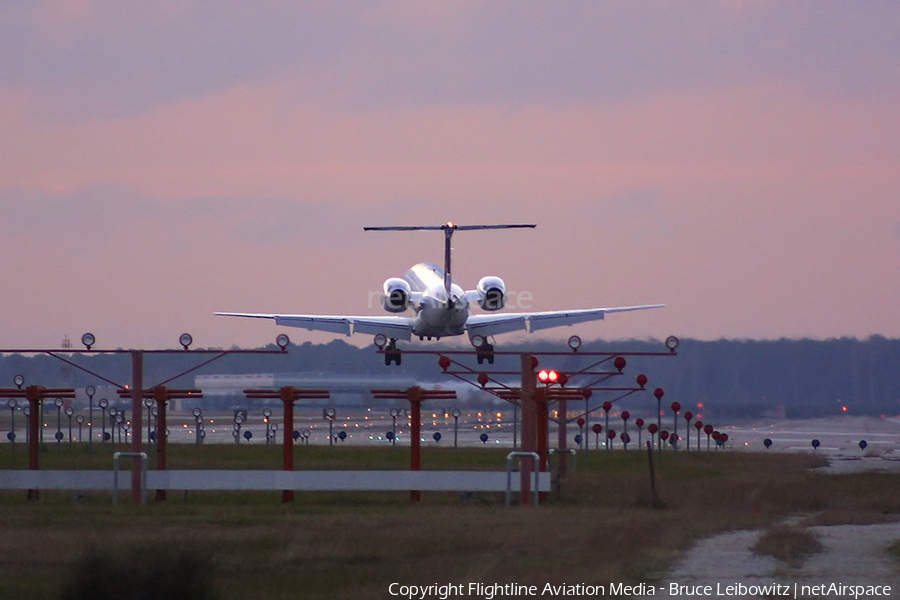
[384,338,402,366]
[476,340,494,365]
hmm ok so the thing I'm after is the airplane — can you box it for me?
[216,222,665,365]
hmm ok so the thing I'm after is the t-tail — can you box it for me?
[363,222,536,302]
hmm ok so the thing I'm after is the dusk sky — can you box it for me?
[1,1,899,350]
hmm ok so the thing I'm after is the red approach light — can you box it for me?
[670,401,681,413]
[477,372,490,388]
[613,356,627,372]
[538,370,559,384]
[621,411,630,421]
[438,356,451,372]
[653,388,665,400]
[841,406,849,412]
[602,401,612,411]
[592,424,602,434]
[636,374,648,388]
[635,418,644,428]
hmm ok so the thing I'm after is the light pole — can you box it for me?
[85,385,96,451]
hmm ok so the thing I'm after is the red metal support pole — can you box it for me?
[154,386,167,502]
[130,351,144,504]
[281,386,295,503]
[557,396,568,480]
[26,385,40,502]
[520,354,536,505]
[535,388,549,504]
[409,386,422,502]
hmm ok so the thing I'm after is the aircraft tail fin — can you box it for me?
[364,222,536,298]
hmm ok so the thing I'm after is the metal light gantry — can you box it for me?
[371,386,457,502]
[377,335,679,504]
[0,332,291,503]
[243,386,330,503]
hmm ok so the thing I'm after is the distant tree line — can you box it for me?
[0,336,897,419]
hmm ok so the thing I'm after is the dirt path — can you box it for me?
[662,522,900,598]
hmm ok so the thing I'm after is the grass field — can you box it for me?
[0,443,897,599]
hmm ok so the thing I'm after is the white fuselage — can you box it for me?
[404,263,468,338]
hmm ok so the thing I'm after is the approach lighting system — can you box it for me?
[81,333,95,351]
[567,335,582,352]
[276,334,291,350]
[13,375,24,389]
[665,336,680,352]
[179,333,193,350]
[538,369,559,384]
[471,335,485,348]
[373,334,388,349]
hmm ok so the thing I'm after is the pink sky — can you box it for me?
[1,1,899,349]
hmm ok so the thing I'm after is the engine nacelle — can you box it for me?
[381,278,411,313]
[476,276,506,311]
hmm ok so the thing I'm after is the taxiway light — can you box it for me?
[276,334,290,350]
[373,334,388,349]
[81,333,95,350]
[179,333,193,350]
[567,335,582,352]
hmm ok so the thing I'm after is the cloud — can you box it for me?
[3,2,899,121]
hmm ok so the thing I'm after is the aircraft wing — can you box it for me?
[465,305,666,338]
[215,313,414,341]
